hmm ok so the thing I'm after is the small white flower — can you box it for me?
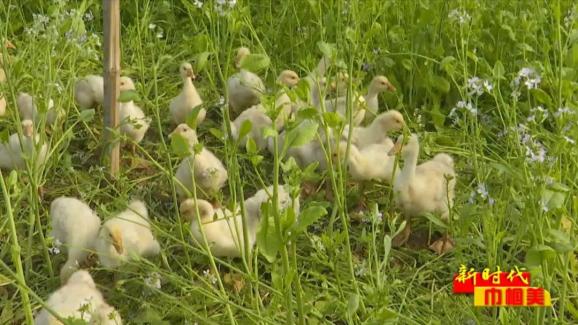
[156,31,164,39]
[553,106,575,118]
[193,0,203,8]
[203,269,218,285]
[524,76,541,89]
[148,23,157,30]
[83,11,94,21]
[483,80,493,92]
[476,183,489,199]
[514,67,541,90]
[48,246,61,255]
[448,9,471,25]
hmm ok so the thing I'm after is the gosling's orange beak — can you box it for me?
[386,82,396,92]
[186,69,195,79]
[110,229,124,254]
[4,40,15,50]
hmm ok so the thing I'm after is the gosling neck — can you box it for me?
[400,145,419,184]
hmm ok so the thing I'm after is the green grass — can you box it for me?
[1,0,578,324]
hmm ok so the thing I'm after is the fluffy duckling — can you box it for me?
[171,124,228,199]
[323,75,395,126]
[0,120,48,170]
[50,197,101,283]
[269,127,335,171]
[274,70,300,129]
[94,200,160,268]
[244,184,301,220]
[74,75,104,109]
[392,134,456,219]
[34,270,122,325]
[16,93,61,127]
[341,110,405,148]
[336,140,399,182]
[227,47,266,115]
[362,75,396,122]
[169,62,204,126]
[169,123,199,148]
[118,77,151,148]
[180,199,256,257]
[230,105,273,151]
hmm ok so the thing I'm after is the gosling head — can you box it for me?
[373,110,405,133]
[21,120,34,137]
[119,76,136,91]
[128,200,148,219]
[234,47,251,68]
[371,75,396,92]
[66,270,96,288]
[105,224,124,255]
[180,62,196,80]
[180,199,214,222]
[277,70,300,87]
[169,123,199,146]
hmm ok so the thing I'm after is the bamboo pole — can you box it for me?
[103,0,121,176]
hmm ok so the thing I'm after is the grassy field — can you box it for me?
[1,0,577,324]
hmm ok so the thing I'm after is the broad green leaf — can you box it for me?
[525,244,556,268]
[382,235,392,265]
[401,58,413,71]
[262,126,277,139]
[209,127,224,141]
[284,120,318,150]
[493,61,505,80]
[382,57,396,67]
[547,229,574,253]
[345,27,356,43]
[530,88,553,107]
[118,89,141,103]
[296,108,319,121]
[79,109,95,122]
[239,120,253,141]
[346,293,360,316]
[294,79,311,102]
[569,29,578,45]
[422,212,448,229]
[257,203,283,263]
[246,137,257,155]
[440,56,456,73]
[250,154,263,166]
[170,133,191,158]
[194,51,211,72]
[322,112,342,128]
[430,75,450,93]
[185,107,203,129]
[0,129,9,142]
[7,170,17,188]
[541,187,567,211]
[290,205,327,238]
[239,53,270,73]
[429,105,445,130]
[317,41,336,59]
[191,34,210,53]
